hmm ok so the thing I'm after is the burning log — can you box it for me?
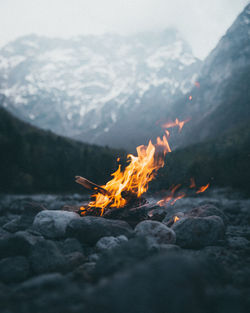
[75,176,111,196]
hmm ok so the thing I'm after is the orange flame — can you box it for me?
[82,135,171,215]
[157,184,186,207]
[190,177,196,188]
[162,118,190,132]
[196,183,210,194]
[174,216,180,223]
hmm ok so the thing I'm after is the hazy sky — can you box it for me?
[0,0,249,59]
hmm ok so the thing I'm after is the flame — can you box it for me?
[117,157,120,162]
[196,183,210,194]
[189,95,192,100]
[81,134,171,215]
[173,216,180,223]
[157,184,186,207]
[190,177,196,188]
[162,118,190,132]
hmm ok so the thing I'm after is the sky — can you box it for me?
[0,0,249,59]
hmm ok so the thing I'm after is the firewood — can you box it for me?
[75,176,111,196]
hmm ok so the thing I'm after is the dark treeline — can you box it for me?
[0,107,125,194]
[151,120,250,196]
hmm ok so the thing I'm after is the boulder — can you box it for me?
[85,254,206,313]
[172,216,225,248]
[33,210,80,239]
[0,256,30,283]
[96,235,128,252]
[66,216,132,245]
[135,220,176,245]
[29,240,68,274]
[0,231,43,259]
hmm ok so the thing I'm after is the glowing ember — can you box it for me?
[161,118,190,132]
[189,95,192,100]
[173,216,180,223]
[196,183,210,194]
[190,177,196,188]
[117,157,120,162]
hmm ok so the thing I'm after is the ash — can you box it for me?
[0,188,249,313]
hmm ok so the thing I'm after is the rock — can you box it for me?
[29,240,68,274]
[135,220,176,245]
[96,235,128,252]
[2,213,38,233]
[95,237,158,279]
[188,204,228,224]
[172,216,225,248]
[66,216,132,245]
[0,231,43,259]
[65,252,86,268]
[19,272,65,291]
[12,272,85,313]
[0,256,30,283]
[72,262,96,282]
[85,254,206,313]
[227,236,250,249]
[33,210,80,239]
[60,238,84,254]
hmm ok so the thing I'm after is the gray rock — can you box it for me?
[29,240,68,274]
[135,220,176,245]
[0,231,43,259]
[85,254,206,313]
[19,272,65,291]
[172,216,225,248]
[66,216,132,245]
[60,238,83,254]
[65,252,86,268]
[33,210,80,239]
[0,256,30,283]
[227,236,250,249]
[96,235,128,252]
[188,204,228,224]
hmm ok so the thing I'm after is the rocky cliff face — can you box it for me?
[173,3,250,148]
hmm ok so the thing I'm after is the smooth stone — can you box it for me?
[66,216,132,246]
[96,235,128,252]
[0,256,30,283]
[135,220,176,245]
[33,210,80,239]
[172,216,225,248]
[29,240,68,274]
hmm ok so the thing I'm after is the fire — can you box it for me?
[81,135,171,216]
[189,95,192,100]
[162,118,190,132]
[196,183,210,194]
[157,184,186,207]
[190,177,196,188]
[173,216,180,223]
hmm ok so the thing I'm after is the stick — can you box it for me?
[75,176,110,196]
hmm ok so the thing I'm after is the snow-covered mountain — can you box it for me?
[0,29,201,149]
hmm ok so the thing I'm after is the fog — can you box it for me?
[0,0,249,59]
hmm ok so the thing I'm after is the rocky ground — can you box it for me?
[0,190,250,313]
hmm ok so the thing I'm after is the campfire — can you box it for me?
[75,118,209,218]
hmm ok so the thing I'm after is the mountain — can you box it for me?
[0,29,201,150]
[0,104,124,194]
[172,3,250,148]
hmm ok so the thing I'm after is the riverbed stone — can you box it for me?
[172,216,225,248]
[135,220,176,245]
[33,210,80,239]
